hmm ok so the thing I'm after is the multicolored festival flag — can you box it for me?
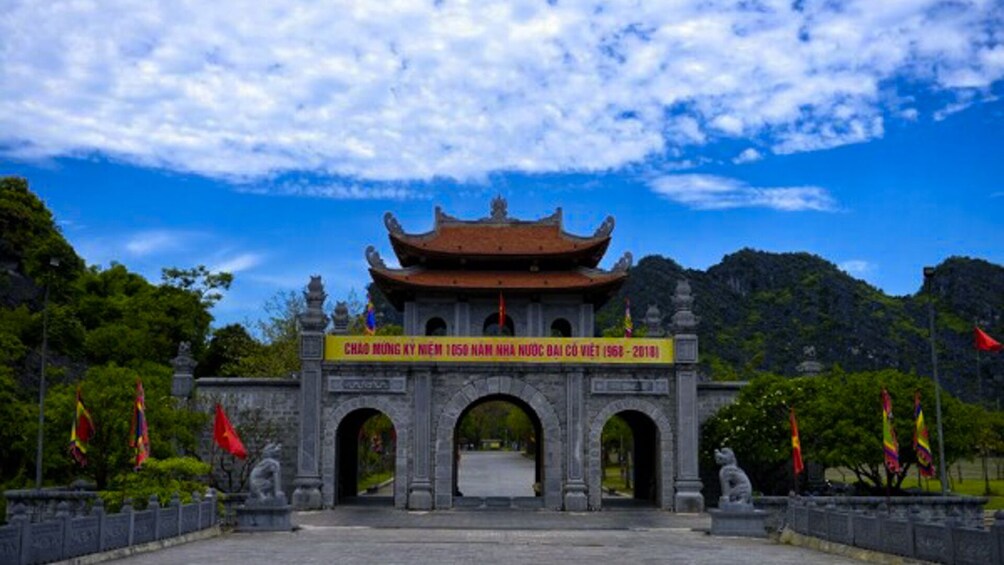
[790,408,804,476]
[213,403,248,459]
[364,295,377,335]
[881,388,900,473]
[624,298,633,338]
[130,380,150,470]
[975,327,1003,352]
[913,391,935,478]
[68,387,95,466]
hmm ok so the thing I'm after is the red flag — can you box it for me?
[69,387,95,466]
[790,408,804,476]
[498,292,506,334]
[213,403,247,460]
[129,380,150,470]
[975,327,1003,352]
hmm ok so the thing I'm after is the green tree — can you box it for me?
[233,291,303,378]
[43,363,207,489]
[199,324,260,378]
[161,265,233,307]
[701,369,978,495]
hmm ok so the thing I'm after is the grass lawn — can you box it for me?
[602,465,633,497]
[826,457,1004,510]
[358,471,393,493]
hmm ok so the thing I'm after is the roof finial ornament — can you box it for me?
[384,212,403,235]
[594,215,615,238]
[671,280,699,332]
[490,195,508,221]
[612,251,633,272]
[365,246,387,269]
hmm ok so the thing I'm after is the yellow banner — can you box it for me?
[324,336,673,365]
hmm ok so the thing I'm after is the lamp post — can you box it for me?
[923,266,949,495]
[34,257,60,490]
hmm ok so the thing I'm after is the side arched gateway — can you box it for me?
[587,398,674,510]
[434,377,563,509]
[322,396,411,509]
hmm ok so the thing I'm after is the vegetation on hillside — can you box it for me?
[598,251,1004,404]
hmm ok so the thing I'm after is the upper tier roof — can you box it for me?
[366,246,632,309]
[385,196,614,268]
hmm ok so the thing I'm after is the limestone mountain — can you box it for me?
[597,250,1004,404]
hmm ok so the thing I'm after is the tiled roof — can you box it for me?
[390,224,610,256]
[371,267,626,290]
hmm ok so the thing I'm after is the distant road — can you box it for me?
[458,450,535,497]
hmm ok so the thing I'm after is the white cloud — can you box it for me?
[238,180,429,201]
[124,230,194,256]
[1,1,1002,184]
[839,260,874,276]
[732,148,762,164]
[211,253,264,274]
[648,174,835,212]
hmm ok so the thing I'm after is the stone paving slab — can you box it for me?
[109,508,866,564]
[296,506,711,530]
[457,450,535,497]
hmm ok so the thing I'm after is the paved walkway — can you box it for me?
[457,450,535,497]
[107,454,868,564]
[111,508,865,564]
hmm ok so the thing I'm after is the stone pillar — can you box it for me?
[564,370,588,510]
[454,301,470,336]
[404,302,418,335]
[293,276,328,509]
[535,301,546,336]
[671,280,704,512]
[409,370,434,509]
[170,342,196,398]
[577,303,594,338]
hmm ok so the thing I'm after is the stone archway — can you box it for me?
[322,396,411,509]
[587,398,674,510]
[434,377,563,509]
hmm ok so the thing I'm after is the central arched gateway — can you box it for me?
[434,377,563,509]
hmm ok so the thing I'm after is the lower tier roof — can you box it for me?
[370,267,627,309]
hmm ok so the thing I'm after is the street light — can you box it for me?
[34,257,60,490]
[923,266,949,495]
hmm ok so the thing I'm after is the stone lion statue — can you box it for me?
[249,443,285,504]
[714,447,752,506]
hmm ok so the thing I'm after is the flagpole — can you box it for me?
[975,322,982,405]
[923,267,949,495]
[34,257,59,490]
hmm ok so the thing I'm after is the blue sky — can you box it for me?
[2,1,1003,327]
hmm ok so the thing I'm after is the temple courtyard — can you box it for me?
[112,453,861,564]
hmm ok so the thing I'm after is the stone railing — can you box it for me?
[5,487,100,523]
[0,491,217,565]
[787,496,1004,564]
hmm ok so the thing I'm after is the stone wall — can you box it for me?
[194,378,300,497]
[697,382,746,424]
